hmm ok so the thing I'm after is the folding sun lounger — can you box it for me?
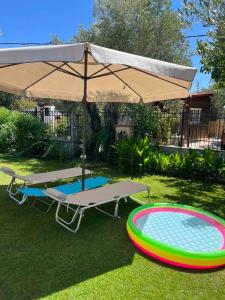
[18,176,110,213]
[0,166,93,205]
[45,181,150,233]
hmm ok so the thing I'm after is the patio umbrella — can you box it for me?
[0,42,196,189]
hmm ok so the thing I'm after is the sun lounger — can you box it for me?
[45,181,150,233]
[0,166,92,204]
[18,176,110,213]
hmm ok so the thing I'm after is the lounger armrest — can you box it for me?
[0,166,16,176]
[45,188,67,202]
[0,166,28,181]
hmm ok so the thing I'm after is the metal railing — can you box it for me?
[19,107,225,151]
[19,108,81,142]
[157,109,225,150]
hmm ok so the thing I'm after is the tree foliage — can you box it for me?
[0,92,37,109]
[75,0,192,65]
[210,85,225,114]
[74,0,192,149]
[181,0,225,88]
[0,92,16,108]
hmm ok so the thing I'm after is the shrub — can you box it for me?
[55,117,70,138]
[126,103,160,138]
[0,122,16,151]
[200,148,224,177]
[113,136,225,180]
[88,127,115,162]
[42,140,67,160]
[113,136,154,174]
[13,113,50,155]
[0,108,51,156]
[0,107,11,125]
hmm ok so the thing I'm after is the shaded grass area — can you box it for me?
[0,154,225,300]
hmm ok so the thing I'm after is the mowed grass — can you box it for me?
[0,154,225,300]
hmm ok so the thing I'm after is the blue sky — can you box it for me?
[0,0,211,91]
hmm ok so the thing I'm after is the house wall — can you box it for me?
[208,120,225,137]
[182,95,211,140]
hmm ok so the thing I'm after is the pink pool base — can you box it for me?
[130,236,221,270]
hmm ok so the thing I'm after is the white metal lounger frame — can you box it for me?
[5,171,29,205]
[45,181,150,233]
[1,166,92,206]
[31,195,57,214]
[30,178,110,215]
[7,177,56,213]
[55,197,122,233]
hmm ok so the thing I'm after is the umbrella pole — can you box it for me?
[81,47,88,190]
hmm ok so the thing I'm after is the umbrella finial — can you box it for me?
[84,42,91,52]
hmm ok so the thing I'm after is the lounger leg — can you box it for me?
[55,202,84,233]
[45,200,56,214]
[9,191,27,205]
[31,197,56,214]
[7,177,23,196]
[114,199,120,218]
[7,177,15,193]
[55,202,80,225]
[7,178,29,205]
[71,208,85,233]
[95,198,121,219]
[54,197,124,234]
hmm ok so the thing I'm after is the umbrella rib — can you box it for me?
[88,64,112,78]
[24,62,67,91]
[89,66,130,80]
[123,64,187,90]
[0,61,82,79]
[44,62,82,79]
[102,64,142,99]
[0,63,21,69]
[64,62,83,77]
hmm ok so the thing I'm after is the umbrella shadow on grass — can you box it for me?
[0,184,138,300]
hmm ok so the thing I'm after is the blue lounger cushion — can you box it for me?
[17,176,109,197]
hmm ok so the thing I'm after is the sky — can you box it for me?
[0,0,211,92]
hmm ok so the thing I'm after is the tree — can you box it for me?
[0,92,16,108]
[180,0,225,88]
[74,0,192,141]
[210,85,225,115]
[75,0,191,64]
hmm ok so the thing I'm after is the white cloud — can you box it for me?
[0,29,4,36]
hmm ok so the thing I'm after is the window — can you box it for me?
[189,108,202,124]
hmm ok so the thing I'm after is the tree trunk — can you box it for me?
[86,102,101,133]
[104,103,119,128]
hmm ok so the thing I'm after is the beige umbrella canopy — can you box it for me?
[0,42,197,188]
[0,42,196,102]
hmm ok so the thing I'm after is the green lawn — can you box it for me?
[0,154,225,300]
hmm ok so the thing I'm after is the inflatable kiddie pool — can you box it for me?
[127,203,225,269]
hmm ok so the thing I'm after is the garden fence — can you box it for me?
[19,107,82,155]
[18,107,225,151]
[157,109,225,150]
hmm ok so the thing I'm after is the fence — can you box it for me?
[20,108,82,155]
[158,109,225,150]
[19,106,225,152]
